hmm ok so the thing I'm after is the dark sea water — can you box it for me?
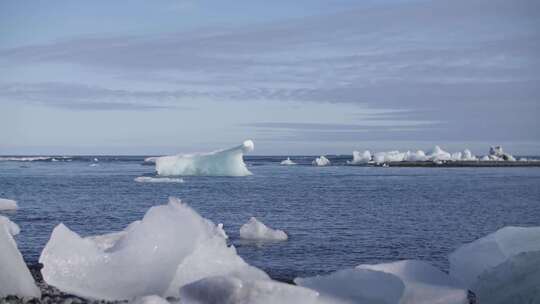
[1,155,540,282]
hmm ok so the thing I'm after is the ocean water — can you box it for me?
[1,156,540,282]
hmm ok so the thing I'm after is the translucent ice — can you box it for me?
[40,197,268,301]
[155,140,254,177]
[179,275,319,304]
[312,156,330,166]
[280,157,297,165]
[449,226,540,287]
[239,217,288,241]
[0,215,41,298]
[0,198,18,211]
[348,150,371,164]
[296,260,467,304]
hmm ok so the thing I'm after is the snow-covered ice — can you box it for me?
[0,215,41,298]
[155,140,254,177]
[0,198,18,211]
[280,157,297,165]
[348,150,371,164]
[296,260,468,304]
[449,226,540,303]
[134,176,184,183]
[0,156,51,162]
[239,217,288,241]
[312,155,330,166]
[405,150,428,161]
[179,275,318,304]
[39,197,269,301]
[373,151,406,163]
[428,146,452,161]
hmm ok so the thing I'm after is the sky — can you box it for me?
[1,0,539,155]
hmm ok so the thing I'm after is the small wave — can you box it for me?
[134,176,184,183]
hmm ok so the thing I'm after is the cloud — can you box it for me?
[0,0,538,141]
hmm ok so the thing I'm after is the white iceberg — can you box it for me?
[280,157,297,165]
[461,149,477,161]
[428,146,452,161]
[180,275,319,304]
[0,198,18,211]
[296,260,467,304]
[239,217,288,241]
[449,226,540,303]
[134,176,184,183]
[405,150,428,162]
[373,151,406,163]
[155,140,254,177]
[312,156,330,166]
[40,197,268,301]
[0,215,41,298]
[348,150,371,165]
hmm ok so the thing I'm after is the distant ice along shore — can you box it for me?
[1,197,538,303]
[348,145,540,167]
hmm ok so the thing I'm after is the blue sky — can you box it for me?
[1,0,539,155]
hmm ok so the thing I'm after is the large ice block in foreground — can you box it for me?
[40,197,268,301]
[155,140,254,177]
[180,275,318,304]
[449,226,540,303]
[0,215,41,298]
[312,155,330,166]
[295,260,468,304]
[239,217,288,241]
[0,198,18,211]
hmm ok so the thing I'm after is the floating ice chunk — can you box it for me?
[89,163,99,167]
[93,158,99,162]
[0,198,18,211]
[471,250,540,304]
[428,146,452,161]
[40,197,268,301]
[449,226,540,292]
[134,176,184,183]
[0,156,51,162]
[312,155,330,166]
[296,260,467,304]
[155,140,254,177]
[239,217,288,241]
[130,295,169,304]
[179,275,318,304]
[348,150,371,164]
[0,216,41,298]
[280,157,297,165]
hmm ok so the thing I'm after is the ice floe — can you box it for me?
[296,260,468,304]
[280,157,297,165]
[239,217,288,241]
[0,215,41,298]
[39,197,268,301]
[312,155,330,166]
[0,156,52,162]
[134,176,184,183]
[449,226,540,303]
[155,140,254,177]
[0,198,18,211]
